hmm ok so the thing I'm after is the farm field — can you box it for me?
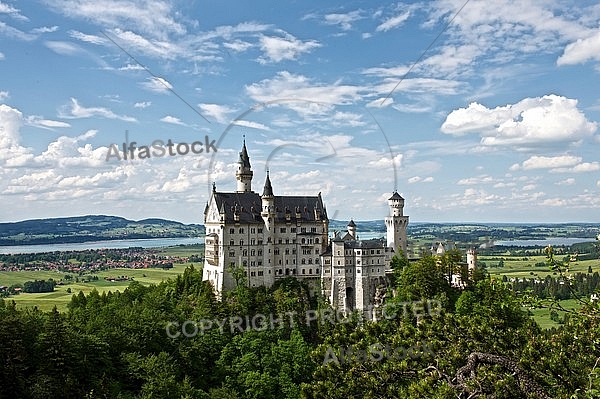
[0,244,204,311]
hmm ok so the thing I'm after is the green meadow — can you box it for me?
[0,245,204,311]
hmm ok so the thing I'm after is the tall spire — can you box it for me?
[262,170,273,197]
[236,136,253,192]
[239,136,251,169]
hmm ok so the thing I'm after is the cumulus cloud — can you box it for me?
[323,10,363,30]
[198,103,235,124]
[441,95,597,146]
[160,115,186,125]
[558,30,600,66]
[510,155,599,173]
[257,33,321,63]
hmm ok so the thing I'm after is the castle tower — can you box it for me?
[261,171,276,284]
[347,219,356,239]
[385,191,409,255]
[236,139,253,192]
[467,248,477,273]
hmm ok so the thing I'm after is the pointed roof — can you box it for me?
[347,219,356,227]
[238,139,251,169]
[262,171,273,197]
[389,191,404,200]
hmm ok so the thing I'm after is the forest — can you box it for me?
[1,252,599,399]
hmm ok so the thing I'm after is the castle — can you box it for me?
[202,141,409,312]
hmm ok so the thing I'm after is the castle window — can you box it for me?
[371,250,374,254]
[286,239,289,244]
[292,249,296,254]
[229,251,235,257]
[357,250,360,255]
[230,261,235,267]
[291,227,296,233]
[309,269,312,274]
[377,250,381,254]
[301,259,306,264]
[315,258,319,264]
[230,228,235,234]
[258,250,263,256]
[302,269,305,274]
[357,260,360,265]
[251,228,255,233]
[250,261,255,266]
[251,239,255,245]
[251,249,255,256]
[280,227,286,233]
[285,249,290,255]
[239,228,244,234]
[316,268,319,274]
[250,271,255,276]
[292,270,296,275]
[315,238,319,244]
[338,270,341,274]
[308,258,313,264]
[258,228,263,233]
[258,261,262,266]
[230,240,234,246]
[285,259,288,264]
[274,249,280,255]
[311,227,316,233]
[301,238,306,244]
[278,238,282,244]
[301,227,306,233]
[268,270,271,274]
[279,260,282,264]
[325,269,329,273]
[258,271,263,276]
[240,240,244,246]
[243,250,247,256]
[357,269,360,273]
[337,261,341,265]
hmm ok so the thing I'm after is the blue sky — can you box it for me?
[1,0,599,224]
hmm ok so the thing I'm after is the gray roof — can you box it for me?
[262,172,273,197]
[208,191,327,224]
[238,140,251,169]
[389,191,404,200]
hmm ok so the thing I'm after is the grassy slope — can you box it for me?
[0,245,204,311]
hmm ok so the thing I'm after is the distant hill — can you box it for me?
[0,215,204,246]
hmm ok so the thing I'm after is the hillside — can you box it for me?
[0,215,204,246]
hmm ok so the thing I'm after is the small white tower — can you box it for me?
[385,191,409,255]
[467,248,477,273]
[236,139,253,192]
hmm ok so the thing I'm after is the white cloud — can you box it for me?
[376,11,410,32]
[245,72,363,113]
[140,77,173,93]
[521,155,581,170]
[25,116,71,129]
[44,40,82,55]
[31,26,58,34]
[556,178,576,186]
[68,30,106,44]
[257,33,321,63]
[198,103,235,124]
[0,90,8,100]
[231,120,271,131]
[43,0,185,39]
[408,176,434,184]
[160,116,186,126]
[0,21,36,40]
[59,98,137,122]
[323,10,363,30]
[0,2,28,21]
[134,101,151,109]
[0,52,4,60]
[558,30,600,66]
[223,39,253,52]
[510,155,600,174]
[441,95,598,146]
[457,175,493,185]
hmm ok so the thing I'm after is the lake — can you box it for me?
[494,237,596,247]
[0,237,205,254]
